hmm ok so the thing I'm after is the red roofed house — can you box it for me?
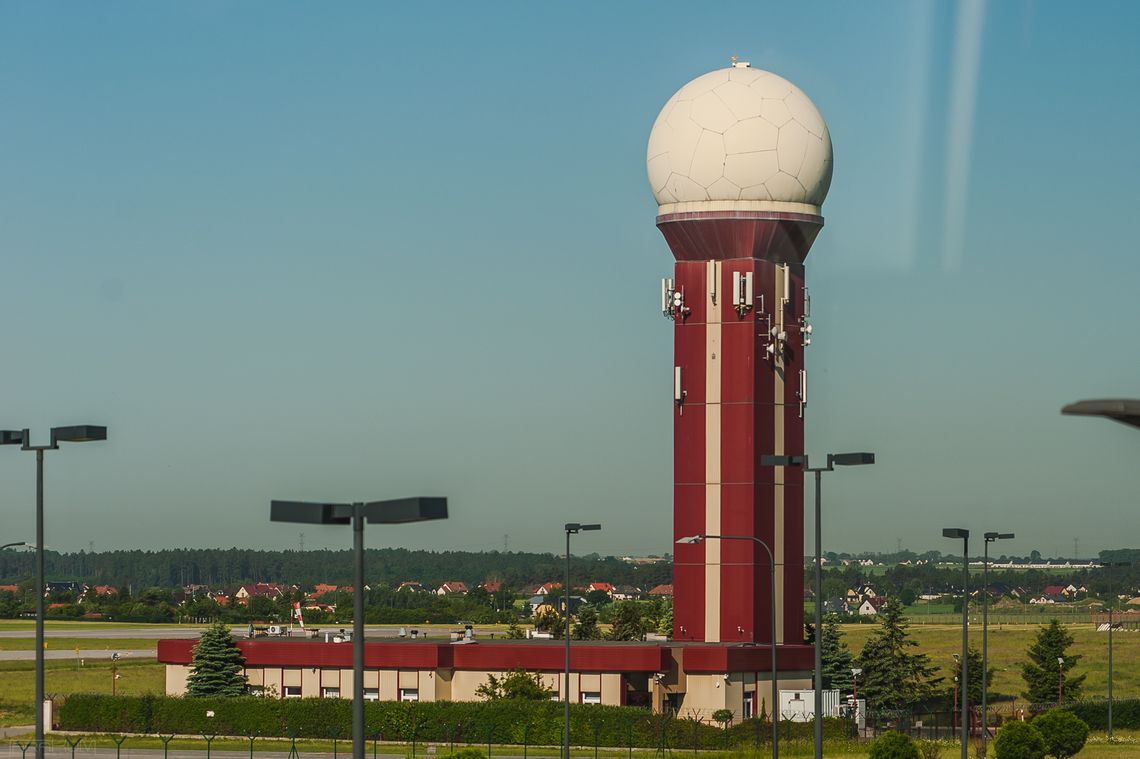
[435,581,468,596]
[310,584,338,598]
[535,582,561,595]
[587,582,614,595]
[92,585,117,597]
[478,580,502,594]
[235,583,284,606]
[0,584,19,594]
[648,584,674,598]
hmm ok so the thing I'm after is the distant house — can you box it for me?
[1029,596,1056,605]
[535,582,562,596]
[310,584,339,598]
[648,584,674,598]
[91,585,117,597]
[478,580,502,594]
[397,581,425,593]
[612,585,642,601]
[1042,585,1068,602]
[235,583,284,605]
[533,595,586,617]
[435,581,468,596]
[857,597,887,616]
[0,584,20,594]
[587,582,615,596]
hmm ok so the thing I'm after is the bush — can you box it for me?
[440,751,485,759]
[1062,698,1140,730]
[918,740,944,759]
[869,731,920,759]
[994,721,1046,759]
[1032,709,1088,759]
[58,695,853,748]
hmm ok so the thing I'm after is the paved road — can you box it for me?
[0,649,154,661]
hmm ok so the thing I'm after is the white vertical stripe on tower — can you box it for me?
[704,260,722,643]
[772,268,786,645]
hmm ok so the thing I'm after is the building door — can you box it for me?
[743,691,754,720]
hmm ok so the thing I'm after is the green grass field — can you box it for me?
[841,622,1140,701]
[0,659,164,726]
[0,637,157,651]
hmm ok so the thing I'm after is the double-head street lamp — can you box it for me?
[677,533,778,759]
[761,451,874,759]
[942,528,969,759]
[981,532,1013,756]
[1061,399,1140,429]
[1061,401,1139,740]
[271,497,448,759]
[2,425,108,759]
[563,522,600,759]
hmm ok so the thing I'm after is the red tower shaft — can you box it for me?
[662,211,821,647]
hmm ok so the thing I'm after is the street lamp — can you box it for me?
[1101,561,1133,742]
[2,425,107,759]
[1057,657,1065,705]
[1061,399,1140,429]
[981,531,1013,756]
[678,534,778,759]
[270,497,448,759]
[762,451,873,759]
[1,542,27,551]
[942,528,969,759]
[563,523,600,759]
[850,668,862,737]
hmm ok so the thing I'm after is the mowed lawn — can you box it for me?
[0,659,165,726]
[0,637,157,651]
[841,622,1140,700]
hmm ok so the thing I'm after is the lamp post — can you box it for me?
[1101,561,1133,742]
[270,497,448,759]
[981,531,1013,756]
[761,451,873,759]
[850,667,861,736]
[677,534,778,759]
[1062,402,1140,734]
[1,542,27,550]
[2,425,108,759]
[1057,657,1064,705]
[942,528,969,759]
[563,523,600,759]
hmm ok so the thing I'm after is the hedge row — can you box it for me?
[1063,699,1140,730]
[58,695,851,747]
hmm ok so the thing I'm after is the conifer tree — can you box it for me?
[572,605,603,640]
[819,613,855,691]
[186,621,248,697]
[1021,619,1085,703]
[855,598,942,711]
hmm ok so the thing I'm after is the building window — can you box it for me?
[283,686,302,698]
[321,687,341,698]
[743,692,754,720]
[581,692,601,705]
[399,688,419,702]
[364,688,379,701]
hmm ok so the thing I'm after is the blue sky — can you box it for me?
[1,2,1138,560]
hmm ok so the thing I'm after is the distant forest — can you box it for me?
[0,547,674,591]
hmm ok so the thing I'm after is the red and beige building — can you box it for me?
[160,61,834,722]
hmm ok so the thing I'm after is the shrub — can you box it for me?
[1032,709,1088,759]
[869,731,920,759]
[994,720,1046,759]
[918,740,944,759]
[440,751,485,759]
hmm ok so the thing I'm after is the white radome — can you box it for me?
[647,64,832,215]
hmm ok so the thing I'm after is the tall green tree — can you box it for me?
[607,601,647,641]
[186,621,247,697]
[950,647,995,705]
[819,613,855,691]
[855,598,942,711]
[657,604,673,637]
[572,606,602,640]
[1021,620,1085,703]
